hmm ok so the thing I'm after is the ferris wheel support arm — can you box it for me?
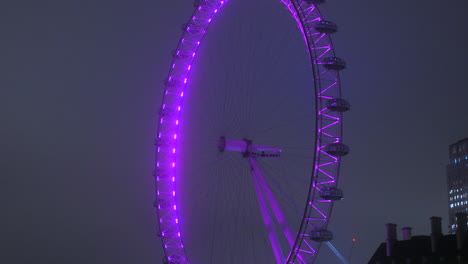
[325,242,350,264]
[250,158,295,248]
[248,157,286,264]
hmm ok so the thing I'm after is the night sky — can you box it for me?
[2,0,468,264]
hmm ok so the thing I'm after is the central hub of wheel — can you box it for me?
[217,136,282,158]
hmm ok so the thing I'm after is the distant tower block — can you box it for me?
[314,20,338,34]
[326,98,351,112]
[323,143,350,157]
[320,187,344,201]
[321,57,346,70]
[447,137,468,233]
[309,229,333,242]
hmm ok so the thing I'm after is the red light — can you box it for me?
[352,238,357,242]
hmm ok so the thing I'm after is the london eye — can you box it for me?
[154,0,350,263]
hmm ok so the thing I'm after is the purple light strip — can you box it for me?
[319,131,336,139]
[315,47,332,60]
[306,217,327,221]
[310,203,328,219]
[298,248,314,254]
[313,33,326,43]
[318,150,339,161]
[317,95,334,99]
[316,180,336,186]
[319,82,338,95]
[317,120,339,132]
[310,45,331,51]
[302,239,317,254]
[321,114,340,121]
[318,161,337,167]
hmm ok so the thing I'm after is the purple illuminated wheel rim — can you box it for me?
[154,0,348,263]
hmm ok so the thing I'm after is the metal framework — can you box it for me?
[154,0,348,263]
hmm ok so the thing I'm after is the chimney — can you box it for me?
[456,212,467,250]
[385,223,397,257]
[430,216,442,253]
[402,227,412,240]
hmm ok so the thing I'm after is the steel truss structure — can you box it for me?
[154,0,349,263]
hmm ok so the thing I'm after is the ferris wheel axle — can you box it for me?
[217,137,282,158]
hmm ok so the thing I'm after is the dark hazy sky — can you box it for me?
[2,0,468,264]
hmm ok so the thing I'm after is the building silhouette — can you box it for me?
[448,138,468,233]
[368,215,468,264]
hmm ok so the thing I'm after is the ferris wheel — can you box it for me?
[154,0,350,263]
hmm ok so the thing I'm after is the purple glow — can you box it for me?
[155,0,347,263]
[154,1,231,262]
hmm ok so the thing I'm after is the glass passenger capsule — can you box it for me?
[323,143,350,157]
[321,57,346,70]
[326,98,350,112]
[320,187,344,200]
[310,229,333,242]
[314,20,338,34]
